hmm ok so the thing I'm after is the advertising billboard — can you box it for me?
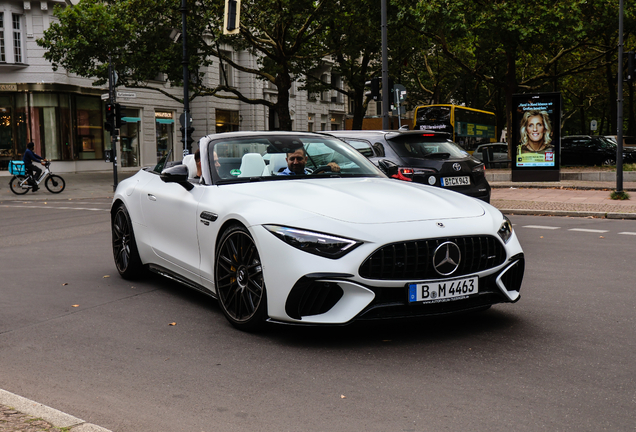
[511,92,561,182]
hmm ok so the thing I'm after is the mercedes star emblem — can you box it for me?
[433,241,461,276]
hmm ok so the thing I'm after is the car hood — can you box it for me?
[225,177,486,224]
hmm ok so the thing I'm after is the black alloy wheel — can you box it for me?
[215,224,267,330]
[45,175,66,193]
[112,204,144,279]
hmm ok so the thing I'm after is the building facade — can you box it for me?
[0,0,348,173]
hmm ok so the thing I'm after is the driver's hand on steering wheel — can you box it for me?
[327,162,341,173]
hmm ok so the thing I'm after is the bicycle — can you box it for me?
[9,161,66,195]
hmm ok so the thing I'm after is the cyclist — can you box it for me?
[23,142,46,192]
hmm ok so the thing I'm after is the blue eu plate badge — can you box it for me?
[409,284,417,302]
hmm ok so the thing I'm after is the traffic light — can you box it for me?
[105,103,115,132]
[115,103,126,128]
[180,125,195,148]
[365,78,380,101]
[628,51,635,83]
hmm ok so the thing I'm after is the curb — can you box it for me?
[490,183,636,191]
[498,208,636,219]
[0,389,112,432]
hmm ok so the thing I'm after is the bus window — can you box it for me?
[413,104,496,152]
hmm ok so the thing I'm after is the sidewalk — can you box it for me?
[2,168,636,219]
[487,168,636,219]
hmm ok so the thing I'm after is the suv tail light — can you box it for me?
[392,167,414,181]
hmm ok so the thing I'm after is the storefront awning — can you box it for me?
[155,119,174,124]
[122,117,141,123]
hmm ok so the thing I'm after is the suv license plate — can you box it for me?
[441,176,470,186]
[408,276,478,304]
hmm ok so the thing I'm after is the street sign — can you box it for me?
[101,93,109,100]
[591,120,598,131]
[394,84,407,102]
[117,92,136,99]
[179,112,193,127]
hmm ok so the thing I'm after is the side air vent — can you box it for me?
[499,254,525,294]
[285,278,344,319]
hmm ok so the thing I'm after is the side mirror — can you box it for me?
[378,159,399,177]
[160,164,194,191]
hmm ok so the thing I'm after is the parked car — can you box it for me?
[474,143,510,167]
[111,131,524,331]
[325,130,491,203]
[561,135,636,166]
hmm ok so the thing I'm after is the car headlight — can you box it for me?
[264,225,362,259]
[497,216,513,244]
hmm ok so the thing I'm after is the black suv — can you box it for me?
[325,130,490,203]
[561,135,636,166]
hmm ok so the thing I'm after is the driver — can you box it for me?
[279,148,340,176]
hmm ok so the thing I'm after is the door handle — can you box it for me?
[147,194,157,201]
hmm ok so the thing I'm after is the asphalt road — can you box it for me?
[1,203,635,432]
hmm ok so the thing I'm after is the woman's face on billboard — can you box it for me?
[527,115,545,144]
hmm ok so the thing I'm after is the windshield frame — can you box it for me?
[207,134,385,185]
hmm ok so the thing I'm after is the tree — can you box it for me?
[39,0,340,131]
[407,0,591,143]
[38,0,215,101]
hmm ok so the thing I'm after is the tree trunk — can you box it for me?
[275,72,293,131]
[351,94,367,130]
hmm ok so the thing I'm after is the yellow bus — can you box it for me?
[413,104,497,152]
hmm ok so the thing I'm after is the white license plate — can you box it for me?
[441,176,470,186]
[408,276,478,303]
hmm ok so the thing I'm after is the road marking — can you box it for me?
[618,232,636,236]
[568,228,609,233]
[521,225,561,230]
[0,204,108,212]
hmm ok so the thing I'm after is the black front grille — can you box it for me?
[359,235,506,280]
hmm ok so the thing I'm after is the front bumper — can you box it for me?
[254,221,524,326]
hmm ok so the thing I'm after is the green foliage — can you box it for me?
[610,190,630,200]
[36,0,636,134]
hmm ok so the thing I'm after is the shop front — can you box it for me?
[0,84,105,171]
[155,111,175,163]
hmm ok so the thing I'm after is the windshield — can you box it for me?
[388,135,469,159]
[210,135,384,183]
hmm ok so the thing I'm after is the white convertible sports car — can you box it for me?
[111,131,524,330]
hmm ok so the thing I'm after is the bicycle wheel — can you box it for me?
[45,174,66,193]
[9,175,30,195]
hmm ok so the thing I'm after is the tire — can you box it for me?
[112,204,144,279]
[215,224,267,331]
[9,175,29,195]
[45,174,65,193]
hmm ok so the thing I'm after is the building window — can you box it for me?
[12,14,22,63]
[0,13,5,62]
[216,109,239,133]
[219,51,234,87]
[331,74,343,103]
[320,74,329,101]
